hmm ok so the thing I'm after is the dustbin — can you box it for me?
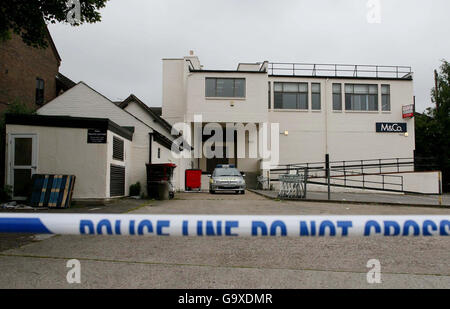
[185,169,202,191]
[146,163,177,200]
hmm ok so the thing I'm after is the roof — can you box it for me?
[5,114,134,141]
[56,73,77,91]
[149,107,162,116]
[117,95,193,151]
[118,95,174,134]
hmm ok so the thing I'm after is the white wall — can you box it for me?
[37,82,153,195]
[6,124,108,199]
[185,72,269,124]
[269,77,415,165]
[124,100,193,191]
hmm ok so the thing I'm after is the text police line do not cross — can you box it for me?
[0,214,449,237]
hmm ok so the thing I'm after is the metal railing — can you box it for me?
[268,62,413,79]
[269,157,439,197]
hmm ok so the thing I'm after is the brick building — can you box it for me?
[1,27,75,189]
[0,27,74,112]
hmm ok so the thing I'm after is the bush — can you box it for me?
[129,182,141,196]
[0,185,12,203]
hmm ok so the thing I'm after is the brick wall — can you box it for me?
[0,32,60,113]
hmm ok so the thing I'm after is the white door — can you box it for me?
[8,134,38,200]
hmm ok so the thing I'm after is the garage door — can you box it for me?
[110,165,125,197]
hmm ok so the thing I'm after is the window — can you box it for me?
[345,84,378,111]
[158,148,161,159]
[382,85,391,111]
[35,78,45,105]
[333,84,342,110]
[205,78,246,98]
[268,82,271,109]
[113,137,124,161]
[274,82,308,110]
[311,83,321,110]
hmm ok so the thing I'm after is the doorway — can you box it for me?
[8,134,38,199]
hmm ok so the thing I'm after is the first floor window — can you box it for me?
[35,78,45,105]
[382,85,391,111]
[205,78,246,98]
[274,82,308,110]
[333,83,342,110]
[345,84,378,111]
[311,83,321,110]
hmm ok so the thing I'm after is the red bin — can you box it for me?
[185,169,202,191]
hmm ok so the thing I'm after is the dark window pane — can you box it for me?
[369,95,378,111]
[234,79,245,97]
[333,93,342,110]
[14,169,32,196]
[274,93,283,109]
[217,79,234,97]
[298,93,308,109]
[282,93,297,109]
[345,94,352,110]
[205,78,216,97]
[14,138,32,166]
[382,95,391,111]
[312,93,321,110]
[333,84,341,94]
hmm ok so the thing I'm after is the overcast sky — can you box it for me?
[48,0,450,112]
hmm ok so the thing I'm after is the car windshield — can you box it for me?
[213,168,242,177]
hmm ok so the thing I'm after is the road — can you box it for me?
[0,191,449,288]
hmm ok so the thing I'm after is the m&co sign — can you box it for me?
[376,123,407,133]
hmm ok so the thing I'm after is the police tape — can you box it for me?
[0,214,449,237]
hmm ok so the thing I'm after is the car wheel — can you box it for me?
[210,190,215,194]
[241,190,245,195]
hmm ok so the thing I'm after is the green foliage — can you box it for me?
[0,0,109,48]
[0,185,12,202]
[415,60,450,192]
[130,182,141,197]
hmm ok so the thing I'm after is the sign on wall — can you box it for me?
[376,123,407,133]
[87,128,107,144]
[402,104,415,118]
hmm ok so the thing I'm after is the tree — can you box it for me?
[415,60,450,192]
[0,0,109,48]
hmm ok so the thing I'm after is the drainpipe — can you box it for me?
[325,78,329,155]
[149,133,153,164]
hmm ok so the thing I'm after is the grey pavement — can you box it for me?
[251,189,450,208]
[0,191,449,289]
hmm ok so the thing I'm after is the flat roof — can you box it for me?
[5,114,134,141]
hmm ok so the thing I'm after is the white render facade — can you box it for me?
[162,54,416,177]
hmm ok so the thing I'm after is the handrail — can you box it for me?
[268,62,413,79]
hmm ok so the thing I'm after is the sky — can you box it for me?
[48,0,450,112]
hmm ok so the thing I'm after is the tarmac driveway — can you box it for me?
[0,191,449,289]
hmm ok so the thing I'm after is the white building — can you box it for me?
[4,53,442,200]
[4,82,192,200]
[163,53,416,176]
